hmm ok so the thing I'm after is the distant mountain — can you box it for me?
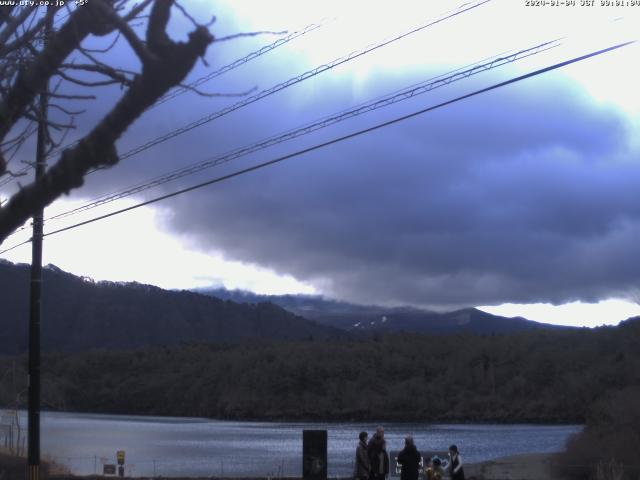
[0,260,344,355]
[198,287,572,335]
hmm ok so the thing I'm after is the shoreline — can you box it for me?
[4,407,584,426]
[3,452,560,480]
[466,453,558,480]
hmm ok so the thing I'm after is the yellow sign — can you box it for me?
[117,450,125,465]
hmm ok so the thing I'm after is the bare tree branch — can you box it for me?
[173,1,202,29]
[0,0,214,243]
[215,30,288,42]
[0,3,100,146]
[55,69,127,88]
[48,115,76,150]
[47,92,97,100]
[147,0,172,54]
[176,83,257,98]
[0,6,17,29]
[123,0,155,22]
[23,107,76,131]
[47,103,85,116]
[82,31,121,53]
[61,62,135,77]
[3,166,30,179]
[91,0,156,64]
[0,6,36,46]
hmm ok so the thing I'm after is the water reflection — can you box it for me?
[18,411,582,477]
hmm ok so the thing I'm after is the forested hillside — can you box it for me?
[2,318,638,422]
[0,261,343,354]
[1,260,569,355]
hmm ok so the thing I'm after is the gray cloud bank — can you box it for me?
[54,20,640,309]
[143,72,640,309]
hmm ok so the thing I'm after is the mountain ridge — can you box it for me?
[197,287,573,335]
[0,260,343,355]
[1,260,576,356]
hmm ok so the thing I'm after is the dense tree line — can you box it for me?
[2,318,640,423]
[554,385,640,480]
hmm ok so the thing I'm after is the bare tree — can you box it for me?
[0,0,214,244]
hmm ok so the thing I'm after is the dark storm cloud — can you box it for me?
[55,13,640,309]
[134,70,639,309]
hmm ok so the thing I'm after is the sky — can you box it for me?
[1,0,640,327]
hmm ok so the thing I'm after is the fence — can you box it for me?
[25,454,640,479]
[0,410,26,457]
[41,454,312,478]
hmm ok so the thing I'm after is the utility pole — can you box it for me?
[28,8,53,480]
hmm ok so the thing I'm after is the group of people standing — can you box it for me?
[355,427,464,480]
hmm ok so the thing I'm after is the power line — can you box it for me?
[1,0,491,241]
[1,38,631,255]
[42,18,329,162]
[4,37,560,242]
[4,0,494,229]
[48,38,562,221]
[92,0,492,163]
[1,12,328,188]
[2,38,560,242]
[0,237,31,255]
[0,165,31,188]
[49,0,490,170]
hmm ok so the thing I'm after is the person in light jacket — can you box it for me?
[354,431,371,480]
[448,444,465,480]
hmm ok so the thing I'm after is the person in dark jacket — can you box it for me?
[354,431,371,480]
[367,426,389,480]
[396,436,422,480]
[447,444,465,480]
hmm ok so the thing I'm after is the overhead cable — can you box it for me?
[41,18,329,162]
[0,38,630,256]
[49,38,562,221]
[99,0,493,162]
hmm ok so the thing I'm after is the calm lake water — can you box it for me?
[15,411,581,477]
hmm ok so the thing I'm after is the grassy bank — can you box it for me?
[2,452,559,480]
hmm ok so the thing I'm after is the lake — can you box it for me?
[14,411,581,477]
